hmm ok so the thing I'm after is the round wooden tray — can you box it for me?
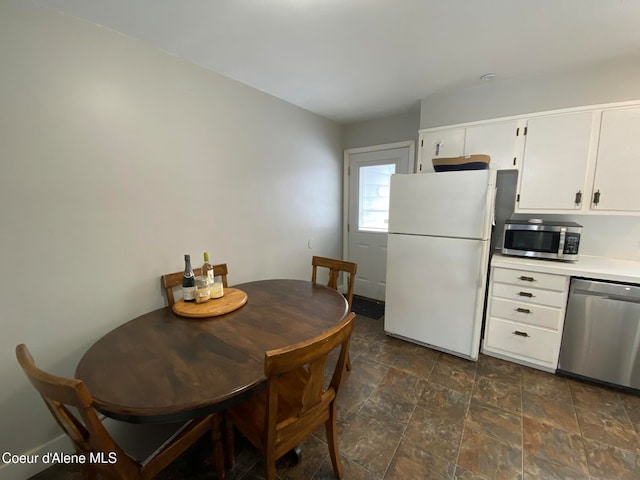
[172,288,248,319]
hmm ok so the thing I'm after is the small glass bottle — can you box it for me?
[182,254,196,302]
[202,252,214,284]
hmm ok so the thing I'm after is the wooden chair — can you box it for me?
[226,312,355,480]
[16,344,226,480]
[311,256,357,370]
[162,263,229,306]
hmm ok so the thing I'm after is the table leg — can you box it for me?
[212,415,225,480]
[224,415,235,469]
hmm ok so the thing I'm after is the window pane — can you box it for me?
[358,163,396,232]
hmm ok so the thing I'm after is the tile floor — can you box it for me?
[31,314,640,480]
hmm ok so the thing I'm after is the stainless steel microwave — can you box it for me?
[502,219,582,261]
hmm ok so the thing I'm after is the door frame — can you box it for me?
[342,141,416,292]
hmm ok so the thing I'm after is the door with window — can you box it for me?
[346,143,412,301]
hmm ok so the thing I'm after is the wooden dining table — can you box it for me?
[75,279,349,423]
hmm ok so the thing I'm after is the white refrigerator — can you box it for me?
[384,169,496,361]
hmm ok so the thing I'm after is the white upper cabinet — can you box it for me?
[464,121,520,171]
[417,101,640,215]
[418,128,465,172]
[516,112,594,212]
[589,107,640,212]
[418,121,519,172]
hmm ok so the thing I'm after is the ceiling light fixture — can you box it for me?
[480,73,496,81]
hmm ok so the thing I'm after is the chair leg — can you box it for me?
[325,404,343,479]
[346,314,355,371]
[211,415,226,480]
[265,452,277,480]
[224,415,235,469]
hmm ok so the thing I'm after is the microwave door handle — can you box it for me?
[557,227,566,259]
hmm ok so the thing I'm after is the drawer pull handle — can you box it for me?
[516,307,532,314]
[518,276,536,282]
[513,330,530,338]
[518,291,534,298]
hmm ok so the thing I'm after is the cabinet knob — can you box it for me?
[574,190,582,206]
[518,291,534,298]
[513,330,530,338]
[518,276,536,282]
[593,189,601,206]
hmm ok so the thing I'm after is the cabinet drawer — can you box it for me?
[488,297,563,330]
[491,283,567,308]
[485,317,560,366]
[492,267,568,292]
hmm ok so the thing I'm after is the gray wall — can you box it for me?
[0,2,343,477]
[420,53,640,129]
[344,106,420,150]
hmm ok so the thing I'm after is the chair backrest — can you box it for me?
[263,312,355,434]
[161,263,229,306]
[311,256,357,310]
[15,344,137,475]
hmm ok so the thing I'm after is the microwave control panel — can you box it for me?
[564,233,580,254]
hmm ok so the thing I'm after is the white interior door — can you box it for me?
[345,143,412,301]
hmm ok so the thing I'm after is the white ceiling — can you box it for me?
[29,0,640,124]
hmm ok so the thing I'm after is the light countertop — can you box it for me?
[491,252,640,284]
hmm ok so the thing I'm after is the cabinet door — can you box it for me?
[464,121,520,170]
[517,112,593,211]
[590,107,640,212]
[418,128,465,172]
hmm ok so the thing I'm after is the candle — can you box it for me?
[210,281,224,299]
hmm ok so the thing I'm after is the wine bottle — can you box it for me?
[182,254,196,302]
[202,252,214,284]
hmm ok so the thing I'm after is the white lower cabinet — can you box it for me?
[489,298,562,330]
[485,318,560,366]
[482,266,569,371]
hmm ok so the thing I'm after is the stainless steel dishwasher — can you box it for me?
[558,278,640,391]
